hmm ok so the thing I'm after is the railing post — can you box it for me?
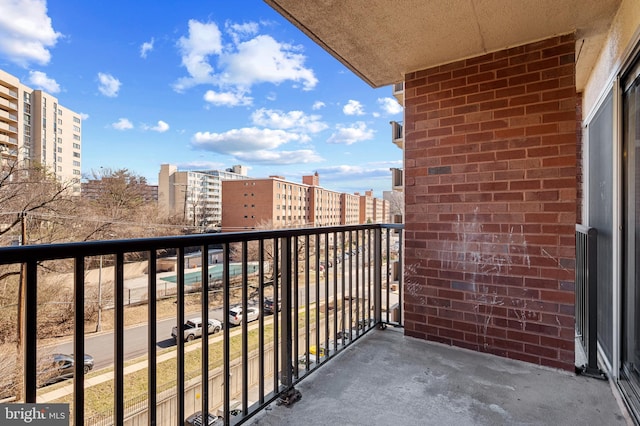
[23,260,37,402]
[374,228,383,327]
[575,225,606,379]
[73,256,85,423]
[277,236,301,406]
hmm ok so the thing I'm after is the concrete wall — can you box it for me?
[403,35,577,371]
[122,344,276,426]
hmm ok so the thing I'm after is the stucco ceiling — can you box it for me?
[265,0,621,91]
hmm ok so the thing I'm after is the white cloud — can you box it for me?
[343,100,364,116]
[313,165,395,188]
[80,113,89,120]
[377,97,403,115]
[112,118,133,130]
[149,120,169,132]
[177,160,226,170]
[140,38,154,58]
[174,20,317,98]
[97,73,121,97]
[173,20,222,92]
[0,0,61,67]
[191,127,321,165]
[28,70,60,93]
[220,35,317,91]
[203,89,252,107]
[236,149,322,164]
[225,21,259,44]
[327,122,374,145]
[192,127,303,153]
[312,101,325,110]
[251,108,327,133]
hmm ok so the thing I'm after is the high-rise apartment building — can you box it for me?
[0,69,82,194]
[158,164,249,227]
[221,174,387,231]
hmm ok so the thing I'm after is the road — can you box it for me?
[52,260,390,370]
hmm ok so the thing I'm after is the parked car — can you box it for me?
[228,306,260,326]
[184,411,223,426]
[172,318,223,342]
[40,353,94,386]
[263,297,281,315]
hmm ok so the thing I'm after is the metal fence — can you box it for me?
[575,224,605,379]
[0,223,403,425]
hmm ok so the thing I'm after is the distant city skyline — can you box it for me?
[0,0,403,197]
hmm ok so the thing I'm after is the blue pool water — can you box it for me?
[160,263,259,286]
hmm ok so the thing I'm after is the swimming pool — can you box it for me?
[160,263,259,286]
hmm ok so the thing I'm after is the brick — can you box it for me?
[542,87,576,101]
[496,149,526,160]
[428,89,453,101]
[428,127,453,137]
[466,132,494,143]
[525,123,558,135]
[494,106,525,119]
[496,85,526,98]
[527,57,560,72]
[509,72,541,86]
[427,70,453,84]
[495,127,525,138]
[467,91,495,103]
[510,93,541,106]
[509,51,541,65]
[542,156,576,167]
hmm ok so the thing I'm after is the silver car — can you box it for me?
[228,306,259,326]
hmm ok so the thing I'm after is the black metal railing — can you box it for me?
[0,223,403,425]
[575,224,605,379]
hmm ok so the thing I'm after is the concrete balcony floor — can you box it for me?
[250,327,629,425]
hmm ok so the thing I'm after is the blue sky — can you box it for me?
[0,0,402,197]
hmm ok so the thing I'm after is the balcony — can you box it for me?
[0,84,18,100]
[0,109,18,122]
[390,167,403,192]
[390,120,403,150]
[392,82,403,105]
[0,224,627,425]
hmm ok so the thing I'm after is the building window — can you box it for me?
[73,125,81,132]
[73,152,80,158]
[73,143,80,149]
[57,147,62,153]
[73,169,80,175]
[73,116,80,124]
[58,119,62,125]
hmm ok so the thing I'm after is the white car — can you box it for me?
[228,306,260,326]
[172,317,223,342]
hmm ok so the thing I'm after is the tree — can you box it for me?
[386,191,404,223]
[0,161,76,245]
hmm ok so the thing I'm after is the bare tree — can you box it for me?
[386,191,404,222]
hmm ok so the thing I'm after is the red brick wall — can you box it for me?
[403,34,577,371]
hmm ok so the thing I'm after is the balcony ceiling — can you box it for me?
[264,0,621,90]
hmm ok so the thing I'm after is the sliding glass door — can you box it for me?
[621,55,640,418]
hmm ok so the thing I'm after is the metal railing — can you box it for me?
[575,224,605,379]
[0,223,403,425]
[390,121,403,141]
